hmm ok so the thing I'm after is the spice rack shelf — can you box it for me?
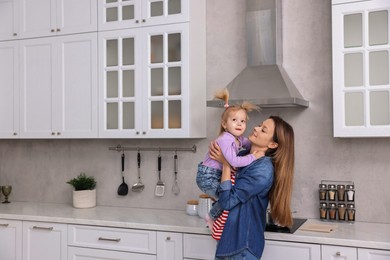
[319,180,355,222]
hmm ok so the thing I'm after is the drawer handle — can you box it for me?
[0,224,9,227]
[336,252,341,256]
[33,226,54,231]
[98,237,121,242]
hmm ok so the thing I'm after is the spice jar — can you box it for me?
[346,185,355,202]
[319,184,327,200]
[319,202,327,220]
[198,194,212,219]
[337,185,345,201]
[328,203,337,220]
[337,203,346,220]
[186,200,199,216]
[328,184,336,201]
[347,204,355,222]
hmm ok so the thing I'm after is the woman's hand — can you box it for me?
[209,141,227,164]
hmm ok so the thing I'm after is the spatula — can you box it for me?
[155,154,165,197]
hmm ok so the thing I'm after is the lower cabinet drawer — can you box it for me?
[68,246,156,260]
[68,225,156,254]
[183,233,216,260]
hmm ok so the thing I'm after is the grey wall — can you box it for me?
[1,0,389,224]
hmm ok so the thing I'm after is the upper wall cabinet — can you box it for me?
[98,0,189,31]
[0,0,97,41]
[98,0,206,138]
[332,0,390,137]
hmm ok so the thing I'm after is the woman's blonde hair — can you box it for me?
[214,88,260,135]
[266,116,295,227]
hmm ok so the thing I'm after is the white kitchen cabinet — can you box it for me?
[0,219,22,260]
[183,233,217,260]
[262,240,321,260]
[332,0,390,137]
[0,0,19,41]
[98,2,206,138]
[23,221,67,260]
[322,245,358,260]
[0,40,19,138]
[157,231,183,260]
[358,248,390,260]
[68,246,156,260]
[19,0,97,39]
[98,0,189,31]
[19,32,98,138]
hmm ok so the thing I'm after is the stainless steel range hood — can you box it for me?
[207,0,309,108]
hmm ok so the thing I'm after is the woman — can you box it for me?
[209,115,295,260]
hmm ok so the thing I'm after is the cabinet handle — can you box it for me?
[98,237,121,242]
[135,20,139,23]
[142,131,146,135]
[335,252,341,256]
[13,132,17,136]
[166,236,171,241]
[13,33,17,36]
[56,28,60,32]
[57,132,61,135]
[51,29,55,32]
[33,226,54,231]
[142,19,146,23]
[51,132,56,135]
[136,131,140,135]
[0,224,9,227]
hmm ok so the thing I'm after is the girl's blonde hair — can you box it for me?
[266,116,295,228]
[214,88,260,135]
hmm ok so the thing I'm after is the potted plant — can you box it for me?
[67,173,97,209]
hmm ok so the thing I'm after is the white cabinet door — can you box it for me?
[0,219,22,260]
[0,41,19,138]
[98,0,189,31]
[23,221,67,260]
[262,240,321,260]
[332,0,390,137]
[322,245,357,260]
[19,33,98,138]
[0,0,19,41]
[183,234,217,260]
[19,0,97,39]
[68,246,156,260]
[358,248,390,260]
[157,231,183,260]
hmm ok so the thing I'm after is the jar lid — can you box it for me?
[328,184,336,189]
[329,203,337,207]
[187,200,199,205]
[319,184,327,189]
[346,185,354,189]
[337,185,345,189]
[199,194,211,199]
[320,202,327,207]
[338,203,346,208]
[347,203,355,208]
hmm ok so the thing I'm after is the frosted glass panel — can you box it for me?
[123,102,135,129]
[123,38,134,66]
[123,70,134,97]
[106,7,118,22]
[122,5,134,20]
[151,35,163,63]
[106,0,116,3]
[151,101,163,129]
[168,0,181,15]
[151,1,163,17]
[369,10,388,46]
[169,100,181,128]
[345,92,364,126]
[168,67,181,95]
[369,51,389,85]
[344,13,362,48]
[107,103,118,129]
[344,53,363,87]
[370,91,390,125]
[151,68,164,96]
[107,39,118,66]
[168,33,181,62]
[106,71,118,98]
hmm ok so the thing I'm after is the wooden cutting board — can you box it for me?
[298,223,336,233]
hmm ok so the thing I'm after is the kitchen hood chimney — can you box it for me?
[207,0,309,108]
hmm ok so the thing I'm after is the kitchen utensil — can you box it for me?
[172,153,180,195]
[117,152,128,196]
[132,151,145,192]
[155,153,165,197]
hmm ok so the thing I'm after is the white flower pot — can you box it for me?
[72,189,96,209]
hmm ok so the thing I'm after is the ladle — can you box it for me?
[172,152,180,195]
[132,151,145,192]
[117,151,129,196]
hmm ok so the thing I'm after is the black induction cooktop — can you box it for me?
[265,218,307,234]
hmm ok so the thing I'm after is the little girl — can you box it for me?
[196,88,262,226]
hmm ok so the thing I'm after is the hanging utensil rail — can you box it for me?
[108,144,197,153]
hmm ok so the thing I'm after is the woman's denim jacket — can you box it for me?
[215,156,274,259]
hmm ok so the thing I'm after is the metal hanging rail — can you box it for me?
[108,144,197,153]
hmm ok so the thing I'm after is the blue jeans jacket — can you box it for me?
[215,156,274,259]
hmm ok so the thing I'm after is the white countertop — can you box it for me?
[1,202,389,251]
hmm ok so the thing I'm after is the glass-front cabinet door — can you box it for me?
[99,23,189,138]
[98,0,189,31]
[332,0,390,137]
